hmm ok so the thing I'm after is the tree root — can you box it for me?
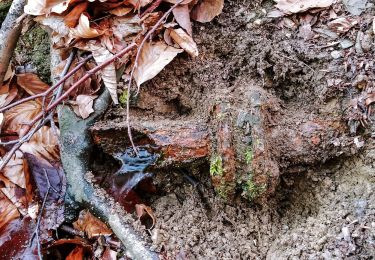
[58,91,159,260]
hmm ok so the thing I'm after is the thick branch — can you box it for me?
[0,0,26,86]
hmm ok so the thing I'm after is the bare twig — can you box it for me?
[30,170,51,260]
[0,54,93,113]
[126,0,185,154]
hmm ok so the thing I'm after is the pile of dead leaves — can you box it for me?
[26,0,224,106]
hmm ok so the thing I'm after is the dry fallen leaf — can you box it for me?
[0,191,20,231]
[2,100,42,136]
[274,0,335,15]
[66,246,84,260]
[73,210,112,238]
[108,6,134,16]
[74,95,97,119]
[20,126,60,166]
[173,4,192,36]
[70,13,103,39]
[64,2,89,28]
[134,41,183,86]
[191,0,224,23]
[135,203,156,229]
[24,0,71,15]
[78,41,118,104]
[170,28,199,57]
[1,156,25,189]
[17,73,50,96]
[327,17,358,33]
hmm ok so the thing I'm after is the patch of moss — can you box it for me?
[245,148,253,165]
[210,155,223,177]
[16,26,51,83]
[119,90,128,107]
[242,174,266,201]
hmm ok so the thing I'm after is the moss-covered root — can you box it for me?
[58,90,159,260]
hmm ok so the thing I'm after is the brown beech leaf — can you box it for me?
[0,191,20,231]
[170,28,199,57]
[0,81,18,109]
[66,246,84,260]
[73,210,112,238]
[70,13,103,39]
[20,126,60,166]
[2,100,42,136]
[163,0,194,4]
[191,0,224,23]
[0,174,28,216]
[73,95,97,119]
[17,73,50,96]
[274,0,335,15]
[64,2,89,28]
[1,156,25,189]
[134,41,183,86]
[24,0,71,15]
[173,4,192,35]
[127,0,153,8]
[78,41,118,104]
[135,204,156,229]
[108,6,133,16]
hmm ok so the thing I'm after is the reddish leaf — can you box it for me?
[64,2,89,28]
[73,210,112,238]
[135,204,156,229]
[66,246,84,260]
[190,0,224,23]
[16,73,50,96]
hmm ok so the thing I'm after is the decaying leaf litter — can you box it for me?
[0,0,375,259]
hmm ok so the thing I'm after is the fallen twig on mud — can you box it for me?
[0,0,27,86]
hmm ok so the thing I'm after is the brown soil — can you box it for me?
[92,0,375,258]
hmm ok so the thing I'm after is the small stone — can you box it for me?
[340,39,354,49]
[342,226,351,241]
[353,74,368,89]
[343,0,368,16]
[361,34,373,52]
[331,50,343,59]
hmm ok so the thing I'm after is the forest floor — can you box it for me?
[4,0,375,258]
[91,0,375,258]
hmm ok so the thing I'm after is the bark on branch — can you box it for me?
[0,0,26,86]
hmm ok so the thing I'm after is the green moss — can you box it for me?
[16,26,51,83]
[210,155,223,177]
[119,90,128,107]
[245,148,253,165]
[242,174,266,201]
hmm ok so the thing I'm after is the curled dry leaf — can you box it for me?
[191,0,224,23]
[134,41,183,86]
[70,13,103,39]
[64,2,89,28]
[78,41,118,104]
[73,210,112,238]
[173,4,192,36]
[16,73,50,96]
[274,0,335,15]
[73,95,97,119]
[135,204,156,229]
[170,28,199,57]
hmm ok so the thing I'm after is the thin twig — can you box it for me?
[126,0,184,155]
[0,54,92,113]
[30,169,51,260]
